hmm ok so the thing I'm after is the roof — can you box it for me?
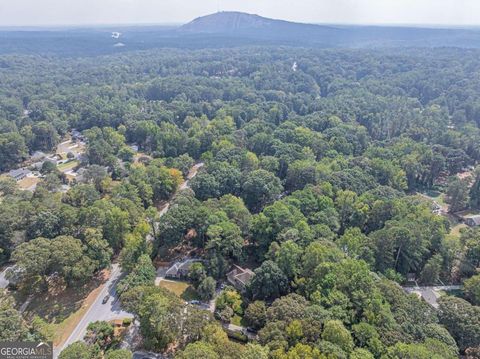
[8,168,30,178]
[227,265,255,285]
[31,151,46,160]
[165,258,201,276]
[467,215,480,226]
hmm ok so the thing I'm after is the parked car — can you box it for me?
[102,295,110,304]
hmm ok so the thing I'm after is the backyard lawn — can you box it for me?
[57,160,79,172]
[158,279,200,301]
[449,223,468,238]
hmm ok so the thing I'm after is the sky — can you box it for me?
[0,0,480,27]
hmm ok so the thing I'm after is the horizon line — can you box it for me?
[1,21,480,31]
[1,11,480,30]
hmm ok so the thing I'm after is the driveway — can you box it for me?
[403,285,462,308]
[154,266,167,286]
[54,264,133,358]
[0,266,12,289]
[179,162,204,190]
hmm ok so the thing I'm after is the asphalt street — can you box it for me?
[54,264,133,358]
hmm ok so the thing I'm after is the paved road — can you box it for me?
[0,266,12,289]
[54,162,204,357]
[54,264,133,358]
[403,285,462,308]
[179,162,204,190]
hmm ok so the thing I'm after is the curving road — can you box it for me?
[54,162,204,358]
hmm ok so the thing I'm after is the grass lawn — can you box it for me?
[450,223,468,238]
[57,160,79,172]
[158,279,200,301]
[421,189,446,206]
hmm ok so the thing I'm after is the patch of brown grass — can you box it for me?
[17,177,39,190]
[22,269,110,347]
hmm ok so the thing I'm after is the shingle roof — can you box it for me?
[468,215,480,226]
[8,168,30,178]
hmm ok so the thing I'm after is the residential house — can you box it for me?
[71,129,85,141]
[31,151,47,161]
[165,258,202,279]
[465,215,480,227]
[129,144,139,152]
[8,168,31,181]
[227,265,255,292]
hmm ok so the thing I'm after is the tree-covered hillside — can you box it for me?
[0,47,479,358]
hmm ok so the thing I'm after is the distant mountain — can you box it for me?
[180,11,344,45]
[2,12,480,56]
[180,11,480,48]
[181,12,276,33]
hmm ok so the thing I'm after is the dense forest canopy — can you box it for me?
[0,45,480,358]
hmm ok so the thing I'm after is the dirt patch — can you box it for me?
[22,268,110,347]
[17,176,40,190]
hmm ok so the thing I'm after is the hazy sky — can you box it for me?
[1,0,480,27]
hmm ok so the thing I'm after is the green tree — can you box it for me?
[0,132,28,171]
[438,296,480,351]
[59,342,93,359]
[177,341,219,359]
[350,348,374,359]
[469,167,480,209]
[0,290,27,341]
[117,254,156,297]
[11,237,52,288]
[197,277,216,301]
[249,260,288,301]
[322,320,354,353]
[243,343,269,359]
[84,321,115,350]
[273,240,303,280]
[189,262,207,287]
[244,301,267,330]
[50,235,96,286]
[446,177,470,213]
[464,274,480,305]
[215,287,243,315]
[420,254,443,285]
[206,221,243,260]
[83,228,112,270]
[242,169,283,212]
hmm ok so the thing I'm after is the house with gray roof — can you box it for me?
[227,265,255,292]
[8,168,31,181]
[165,258,202,279]
[465,215,480,227]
